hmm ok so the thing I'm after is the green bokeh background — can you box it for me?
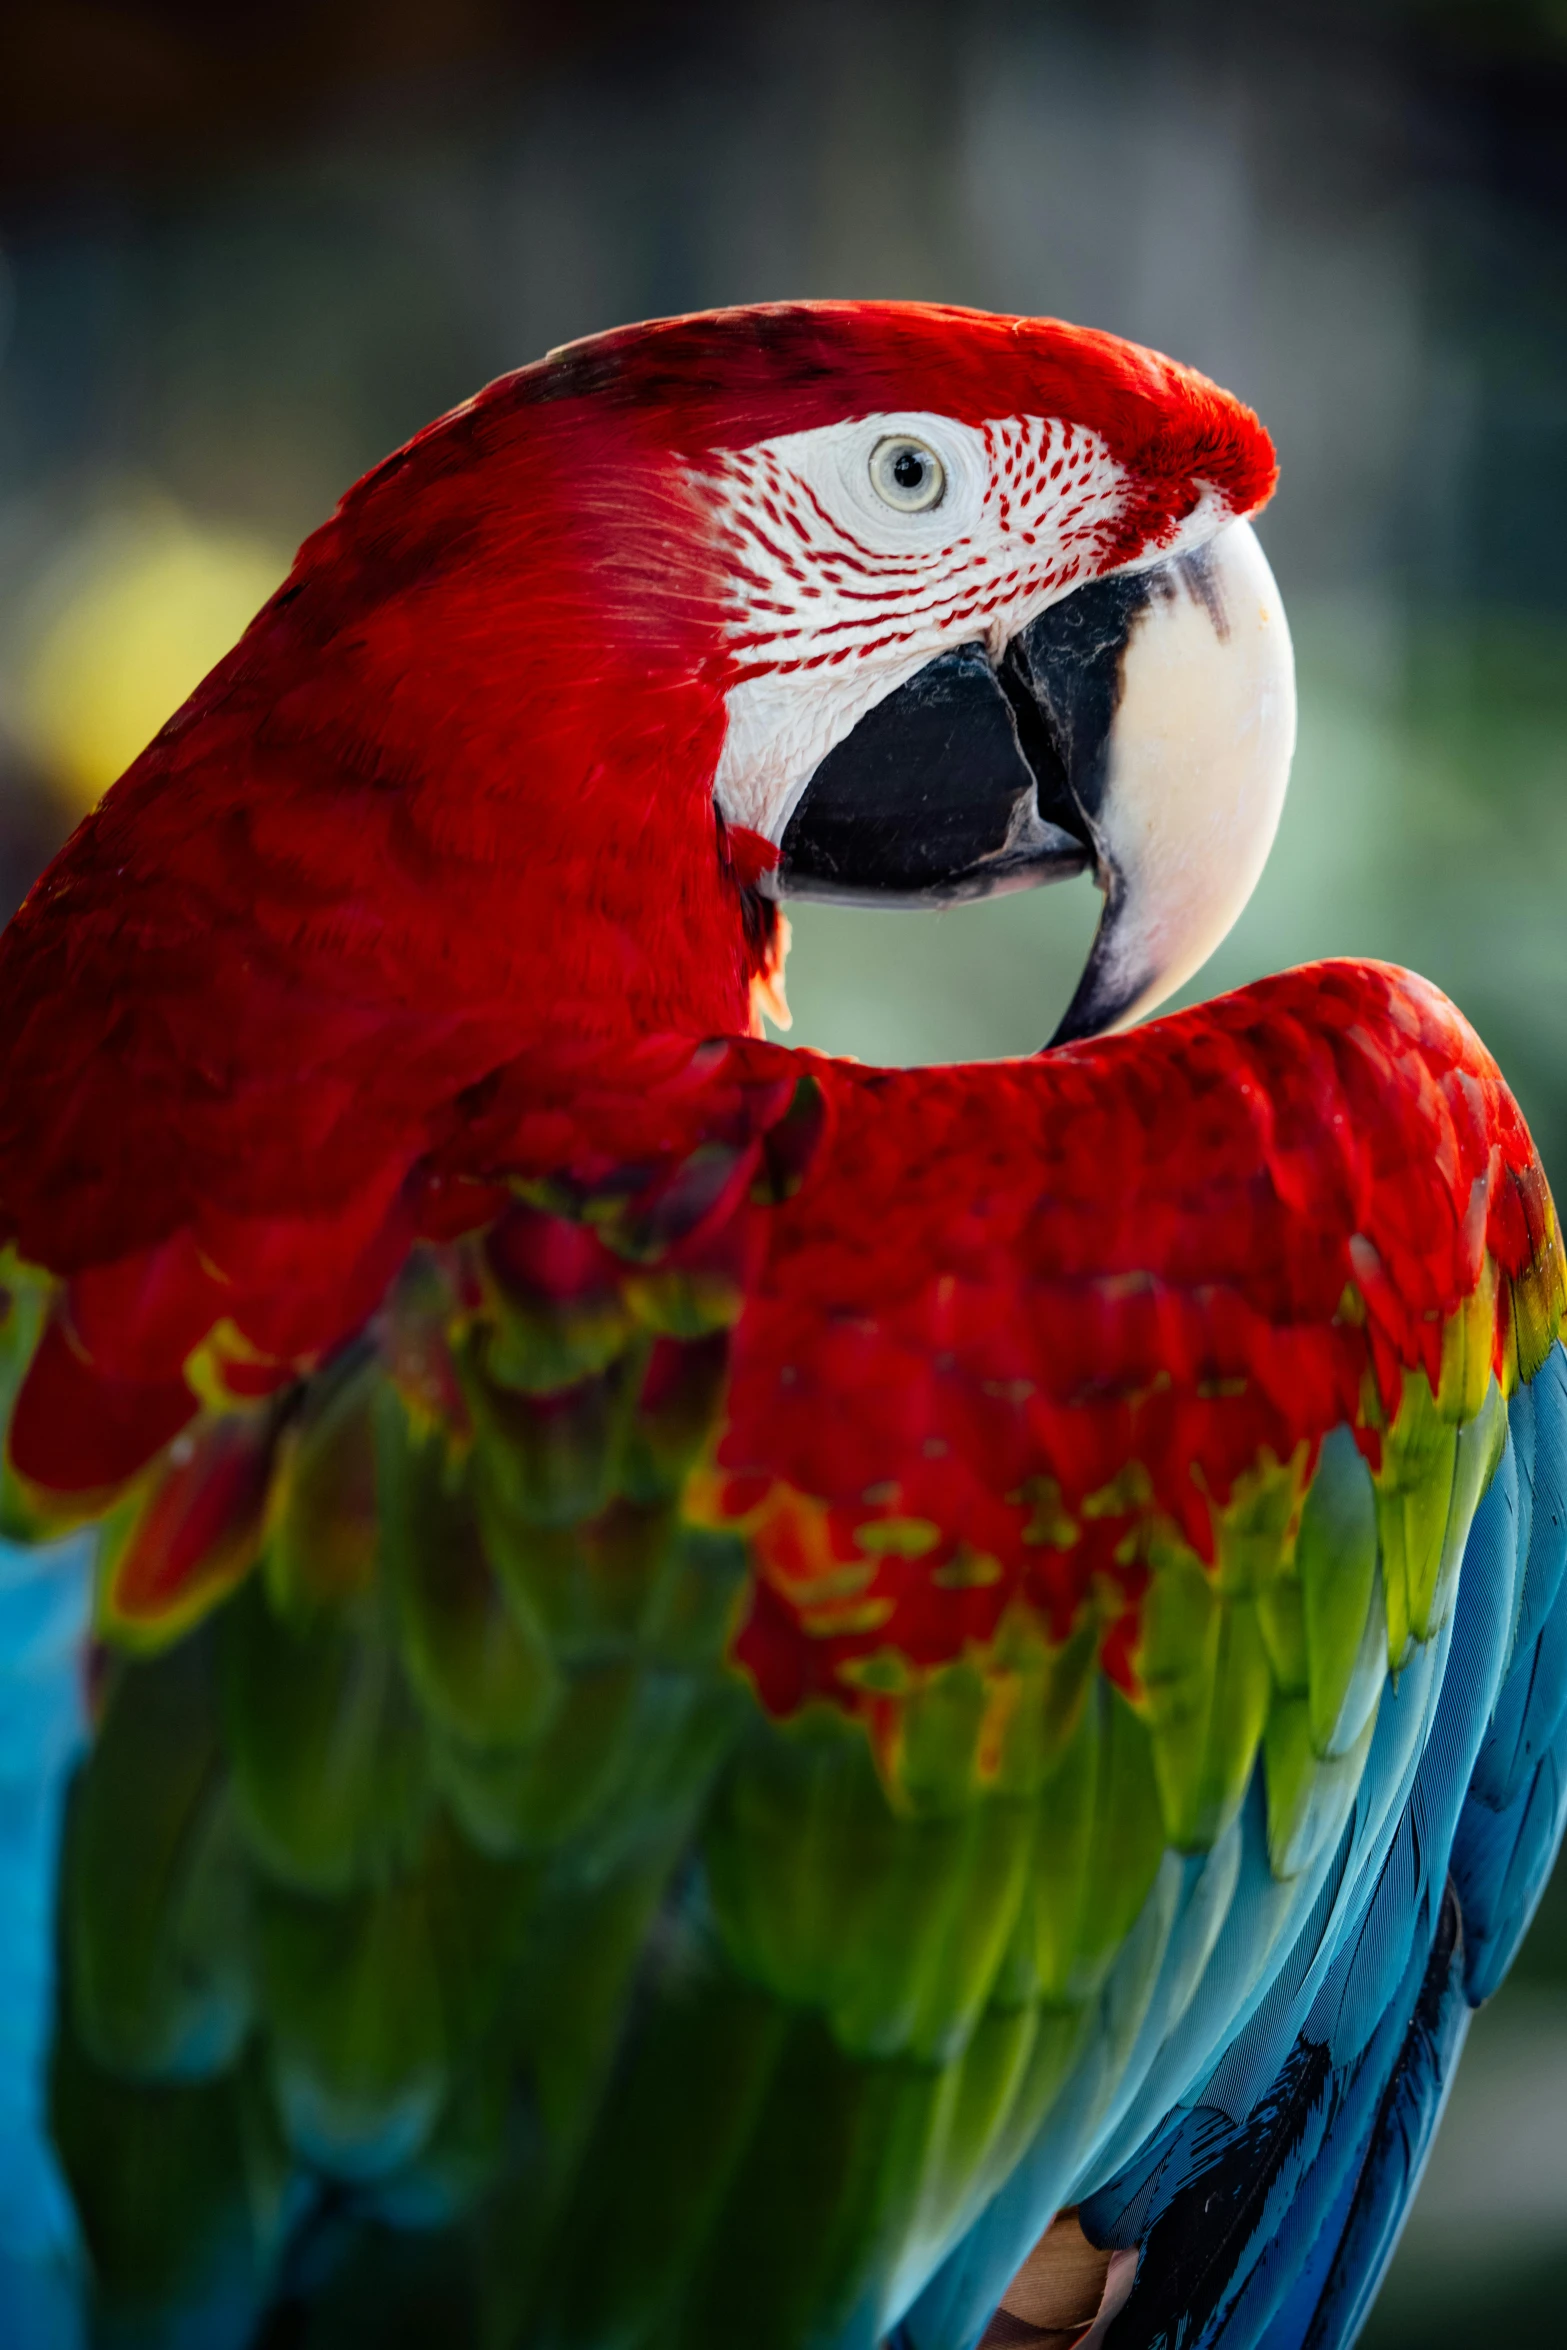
[1,3,1564,2337]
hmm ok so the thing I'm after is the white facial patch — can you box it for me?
[701,408,1224,848]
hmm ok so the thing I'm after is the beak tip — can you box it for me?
[1045,967,1150,1052]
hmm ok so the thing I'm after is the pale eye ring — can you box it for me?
[869,435,946,513]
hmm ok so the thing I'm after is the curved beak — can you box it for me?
[774,517,1296,1047]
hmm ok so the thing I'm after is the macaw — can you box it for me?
[0,300,1562,2350]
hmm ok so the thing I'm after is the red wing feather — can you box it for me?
[4,961,1559,1710]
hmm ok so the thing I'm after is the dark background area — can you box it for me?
[1,4,1565,2338]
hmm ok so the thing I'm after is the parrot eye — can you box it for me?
[869,435,946,513]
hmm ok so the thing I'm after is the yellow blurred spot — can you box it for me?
[19,496,289,813]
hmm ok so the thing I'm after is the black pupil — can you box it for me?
[892,447,927,491]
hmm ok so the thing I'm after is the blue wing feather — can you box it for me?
[1061,1348,1567,2350]
[1453,1345,1567,1999]
[0,1533,92,2346]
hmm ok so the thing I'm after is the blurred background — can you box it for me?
[1,1,1564,2339]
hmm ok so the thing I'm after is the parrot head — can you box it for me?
[660,302,1294,1044]
[210,298,1289,1050]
